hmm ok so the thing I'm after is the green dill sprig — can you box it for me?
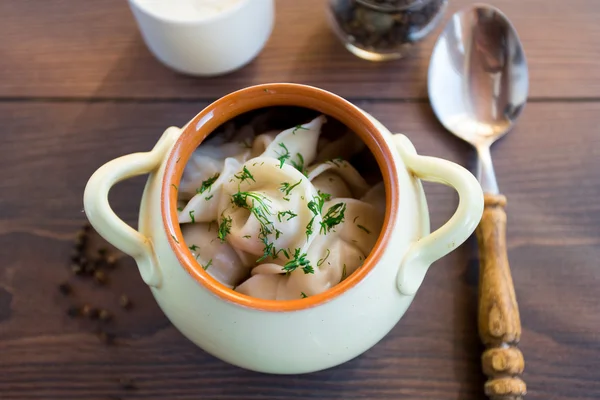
[300,292,308,298]
[340,264,347,282]
[203,259,212,270]
[291,153,306,175]
[280,179,302,196]
[189,210,195,223]
[305,191,331,239]
[188,244,199,251]
[276,143,290,168]
[320,202,346,234]
[277,210,297,222]
[234,166,255,184]
[317,249,331,267]
[282,248,313,274]
[292,125,309,134]
[196,173,220,194]
[231,191,278,262]
[218,215,232,242]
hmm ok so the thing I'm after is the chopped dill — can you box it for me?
[280,179,302,196]
[317,249,331,267]
[196,173,220,194]
[320,202,346,234]
[234,166,255,184]
[277,210,297,222]
[203,259,212,270]
[292,125,309,135]
[177,207,183,212]
[205,194,214,201]
[218,215,232,242]
[300,292,308,298]
[340,264,347,282]
[282,248,313,274]
[291,153,306,175]
[188,244,199,251]
[171,234,179,244]
[276,143,291,169]
[189,210,195,223]
[171,184,178,191]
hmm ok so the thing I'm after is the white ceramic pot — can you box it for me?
[127,0,274,76]
[84,83,483,374]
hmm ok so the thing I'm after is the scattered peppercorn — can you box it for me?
[74,231,87,251]
[58,282,72,296]
[81,304,93,318]
[71,263,84,275]
[94,270,107,285]
[106,254,117,268]
[98,309,112,322]
[119,295,132,310]
[66,306,80,317]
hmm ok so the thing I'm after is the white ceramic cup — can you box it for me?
[127,0,275,76]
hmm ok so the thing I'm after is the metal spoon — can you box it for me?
[428,5,528,400]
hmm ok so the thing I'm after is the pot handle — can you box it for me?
[83,127,180,288]
[393,134,484,296]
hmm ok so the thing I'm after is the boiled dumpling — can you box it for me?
[181,223,249,288]
[178,157,242,224]
[260,115,326,171]
[236,198,384,300]
[315,131,365,162]
[307,159,370,199]
[217,158,322,262]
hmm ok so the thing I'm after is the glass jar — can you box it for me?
[328,0,448,61]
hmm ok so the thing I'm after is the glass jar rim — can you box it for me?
[354,0,433,12]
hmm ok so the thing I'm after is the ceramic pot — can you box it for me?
[84,83,483,374]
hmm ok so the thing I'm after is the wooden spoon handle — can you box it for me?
[476,194,526,400]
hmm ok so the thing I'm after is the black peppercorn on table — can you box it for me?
[1,0,600,399]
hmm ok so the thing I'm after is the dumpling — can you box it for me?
[315,131,365,162]
[178,157,242,224]
[178,122,256,200]
[217,158,322,262]
[360,182,386,219]
[181,223,249,288]
[235,198,384,300]
[260,115,327,171]
[307,159,370,199]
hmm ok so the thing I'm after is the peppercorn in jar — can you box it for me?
[328,0,448,61]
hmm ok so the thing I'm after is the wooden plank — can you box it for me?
[0,100,599,399]
[1,0,600,100]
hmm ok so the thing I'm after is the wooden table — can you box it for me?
[1,1,599,399]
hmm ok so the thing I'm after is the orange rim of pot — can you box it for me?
[162,83,399,312]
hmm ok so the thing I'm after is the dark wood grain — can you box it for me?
[0,100,599,399]
[1,0,600,100]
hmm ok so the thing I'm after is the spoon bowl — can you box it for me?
[428,5,528,149]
